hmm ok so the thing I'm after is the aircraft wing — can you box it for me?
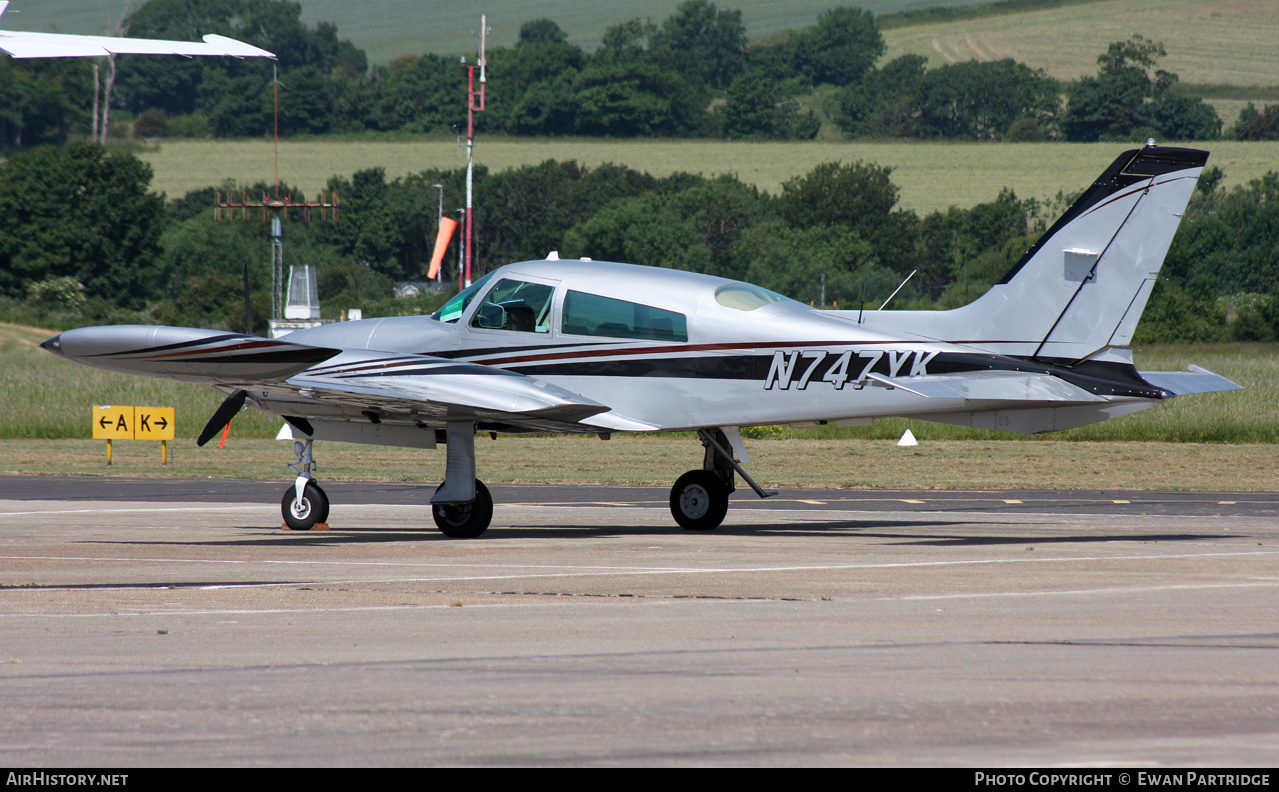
[274,354,612,430]
[42,325,613,435]
[0,27,274,59]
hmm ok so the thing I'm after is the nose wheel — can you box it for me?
[280,438,329,530]
[282,481,329,530]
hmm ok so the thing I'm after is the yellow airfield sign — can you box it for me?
[135,407,175,440]
[92,406,175,440]
[92,405,134,440]
[92,406,175,466]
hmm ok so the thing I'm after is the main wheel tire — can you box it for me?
[433,479,493,538]
[282,482,328,530]
[670,470,728,531]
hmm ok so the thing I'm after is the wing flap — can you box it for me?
[866,370,1106,403]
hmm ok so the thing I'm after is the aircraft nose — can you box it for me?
[40,334,64,356]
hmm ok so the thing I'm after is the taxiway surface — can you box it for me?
[1,477,1276,766]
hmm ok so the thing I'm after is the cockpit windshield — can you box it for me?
[433,271,495,323]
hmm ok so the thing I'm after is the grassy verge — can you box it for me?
[2,436,1275,492]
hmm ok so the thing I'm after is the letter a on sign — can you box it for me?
[93,406,133,440]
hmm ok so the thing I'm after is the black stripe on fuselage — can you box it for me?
[496,349,1164,399]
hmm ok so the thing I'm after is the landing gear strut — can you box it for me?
[669,428,775,531]
[281,439,329,530]
[431,421,493,538]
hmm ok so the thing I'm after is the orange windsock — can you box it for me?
[427,217,458,279]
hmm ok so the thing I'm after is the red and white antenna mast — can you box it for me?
[462,14,488,288]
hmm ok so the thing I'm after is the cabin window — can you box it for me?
[714,282,788,311]
[469,278,554,333]
[562,290,688,342]
[435,272,495,324]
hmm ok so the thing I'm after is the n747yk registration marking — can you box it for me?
[764,349,939,391]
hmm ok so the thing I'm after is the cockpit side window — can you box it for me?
[434,271,495,324]
[562,290,688,342]
[468,278,555,333]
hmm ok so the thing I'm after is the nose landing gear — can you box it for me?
[281,439,329,530]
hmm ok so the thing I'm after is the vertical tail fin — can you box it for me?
[868,145,1207,361]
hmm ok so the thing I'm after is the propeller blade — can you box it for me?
[197,389,247,447]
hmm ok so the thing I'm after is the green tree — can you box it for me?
[595,18,657,66]
[1232,103,1279,141]
[650,0,748,90]
[518,19,569,46]
[717,71,819,140]
[572,62,706,137]
[917,60,1059,140]
[367,54,466,133]
[0,144,166,308]
[1063,36,1218,142]
[794,7,884,87]
[0,58,91,150]
[830,54,927,138]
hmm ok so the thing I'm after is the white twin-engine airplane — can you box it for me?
[43,144,1240,536]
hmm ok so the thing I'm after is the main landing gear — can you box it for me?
[669,428,775,531]
[430,421,492,538]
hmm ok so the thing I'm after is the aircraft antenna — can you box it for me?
[877,270,917,311]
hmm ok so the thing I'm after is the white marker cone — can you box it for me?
[897,429,917,447]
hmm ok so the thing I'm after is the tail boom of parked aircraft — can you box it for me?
[42,144,1240,535]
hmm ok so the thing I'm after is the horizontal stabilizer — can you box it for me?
[867,370,1104,403]
[1138,366,1242,396]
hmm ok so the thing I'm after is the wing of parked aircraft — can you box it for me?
[0,2,275,59]
[41,144,1241,537]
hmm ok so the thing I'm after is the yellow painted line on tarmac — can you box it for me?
[1003,499,1023,504]
[901,499,925,504]
[1113,500,1131,504]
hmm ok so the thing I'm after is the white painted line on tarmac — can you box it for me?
[899,581,1279,601]
[0,505,267,516]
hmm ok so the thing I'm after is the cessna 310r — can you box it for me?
[42,144,1240,536]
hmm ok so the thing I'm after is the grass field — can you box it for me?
[138,138,1279,216]
[882,0,1279,89]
